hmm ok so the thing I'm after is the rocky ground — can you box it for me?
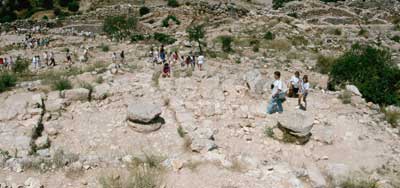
[0,0,400,188]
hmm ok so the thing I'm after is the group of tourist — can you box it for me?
[267,71,310,114]
[0,56,14,71]
[31,51,56,69]
[149,45,205,77]
[24,34,50,49]
[112,50,125,64]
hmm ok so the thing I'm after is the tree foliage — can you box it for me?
[186,24,206,54]
[328,44,400,105]
[103,16,138,40]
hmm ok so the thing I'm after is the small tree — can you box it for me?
[186,25,206,54]
[139,6,150,16]
[103,16,138,40]
[41,0,54,9]
[167,0,179,7]
[68,1,79,12]
[272,0,294,10]
[59,0,70,7]
[329,44,400,105]
[219,35,234,53]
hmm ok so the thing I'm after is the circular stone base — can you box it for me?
[127,120,162,133]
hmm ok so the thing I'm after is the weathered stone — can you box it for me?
[24,177,43,188]
[61,88,90,102]
[126,102,162,124]
[35,134,50,150]
[346,85,362,96]
[93,83,111,100]
[306,163,327,188]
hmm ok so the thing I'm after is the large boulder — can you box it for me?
[45,91,67,112]
[127,102,162,123]
[126,102,163,133]
[0,92,43,121]
[61,88,90,102]
[243,69,269,95]
[273,112,314,144]
[345,85,362,96]
[92,83,111,100]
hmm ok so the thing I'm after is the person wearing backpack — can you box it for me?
[267,71,286,114]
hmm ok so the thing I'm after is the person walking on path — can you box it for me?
[267,71,286,114]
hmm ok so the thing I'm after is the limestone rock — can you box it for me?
[346,85,362,96]
[24,177,43,188]
[93,83,111,100]
[61,88,90,102]
[126,102,162,124]
[35,134,50,150]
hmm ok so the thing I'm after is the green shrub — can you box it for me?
[162,15,180,27]
[139,6,150,16]
[287,12,298,18]
[0,73,17,92]
[177,126,186,138]
[52,78,72,91]
[79,82,93,101]
[290,35,309,46]
[391,35,400,43]
[99,43,109,52]
[339,90,352,104]
[264,31,275,40]
[12,57,30,74]
[68,1,79,12]
[131,33,145,42]
[186,24,206,54]
[340,178,377,188]
[383,109,400,128]
[99,154,164,188]
[333,28,342,35]
[264,127,274,138]
[43,0,54,9]
[59,0,70,7]
[167,0,179,7]
[272,0,294,10]
[153,33,176,45]
[316,55,336,74]
[328,44,400,105]
[103,16,138,40]
[358,28,368,37]
[219,35,234,52]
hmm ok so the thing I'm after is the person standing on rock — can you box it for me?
[120,50,125,64]
[112,52,117,64]
[49,52,56,67]
[298,75,310,110]
[8,56,14,70]
[66,49,72,66]
[198,53,205,71]
[160,45,166,64]
[288,71,301,98]
[0,57,4,71]
[267,71,285,114]
[162,62,171,78]
[43,51,48,66]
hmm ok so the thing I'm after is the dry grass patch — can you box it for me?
[99,154,165,188]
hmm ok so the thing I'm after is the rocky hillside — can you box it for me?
[0,0,400,188]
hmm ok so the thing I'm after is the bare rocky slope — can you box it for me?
[0,0,400,187]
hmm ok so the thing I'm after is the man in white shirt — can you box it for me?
[267,71,285,114]
[288,71,300,97]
